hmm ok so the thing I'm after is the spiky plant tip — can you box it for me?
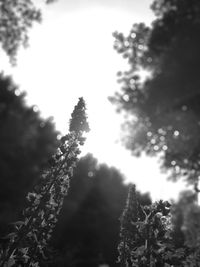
[69,97,90,135]
[121,184,139,225]
[0,99,89,266]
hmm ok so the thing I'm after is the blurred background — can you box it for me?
[0,0,200,266]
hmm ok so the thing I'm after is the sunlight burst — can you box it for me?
[0,5,185,201]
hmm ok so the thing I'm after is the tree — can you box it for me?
[50,154,129,267]
[49,154,151,267]
[111,0,200,191]
[0,0,55,63]
[171,190,200,265]
[0,73,58,236]
[0,97,89,266]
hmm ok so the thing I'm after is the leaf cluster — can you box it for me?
[0,0,56,63]
[111,0,200,189]
[0,98,89,266]
[118,185,200,267]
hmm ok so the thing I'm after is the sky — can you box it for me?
[0,0,188,201]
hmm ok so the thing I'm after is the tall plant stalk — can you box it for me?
[118,184,174,267]
[0,97,89,267]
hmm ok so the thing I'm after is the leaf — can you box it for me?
[4,233,16,240]
[132,245,146,256]
[12,221,24,227]
[19,247,29,255]
[5,257,15,267]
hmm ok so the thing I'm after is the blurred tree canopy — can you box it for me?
[171,190,197,246]
[170,190,200,264]
[0,73,58,235]
[0,0,55,63]
[111,0,200,190]
[50,154,151,267]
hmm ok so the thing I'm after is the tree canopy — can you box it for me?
[0,0,55,63]
[50,154,151,267]
[111,0,200,190]
[0,97,90,266]
[0,73,58,235]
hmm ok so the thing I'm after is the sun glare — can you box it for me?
[11,7,132,151]
[0,5,186,201]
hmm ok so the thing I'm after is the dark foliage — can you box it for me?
[111,0,200,190]
[171,190,200,250]
[118,185,175,267]
[118,185,200,267]
[0,97,89,266]
[49,154,151,267]
[0,73,58,236]
[0,0,56,63]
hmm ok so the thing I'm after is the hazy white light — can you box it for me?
[154,145,159,151]
[175,165,180,173]
[124,40,129,47]
[33,105,39,112]
[14,89,21,96]
[158,128,165,134]
[131,32,136,38]
[173,130,180,137]
[123,94,130,102]
[138,44,144,50]
[162,145,168,151]
[160,136,165,141]
[147,131,152,137]
[88,171,94,177]
[171,160,176,166]
[0,5,186,201]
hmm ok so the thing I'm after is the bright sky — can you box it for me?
[0,0,187,201]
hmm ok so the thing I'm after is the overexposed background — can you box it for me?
[0,0,187,200]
